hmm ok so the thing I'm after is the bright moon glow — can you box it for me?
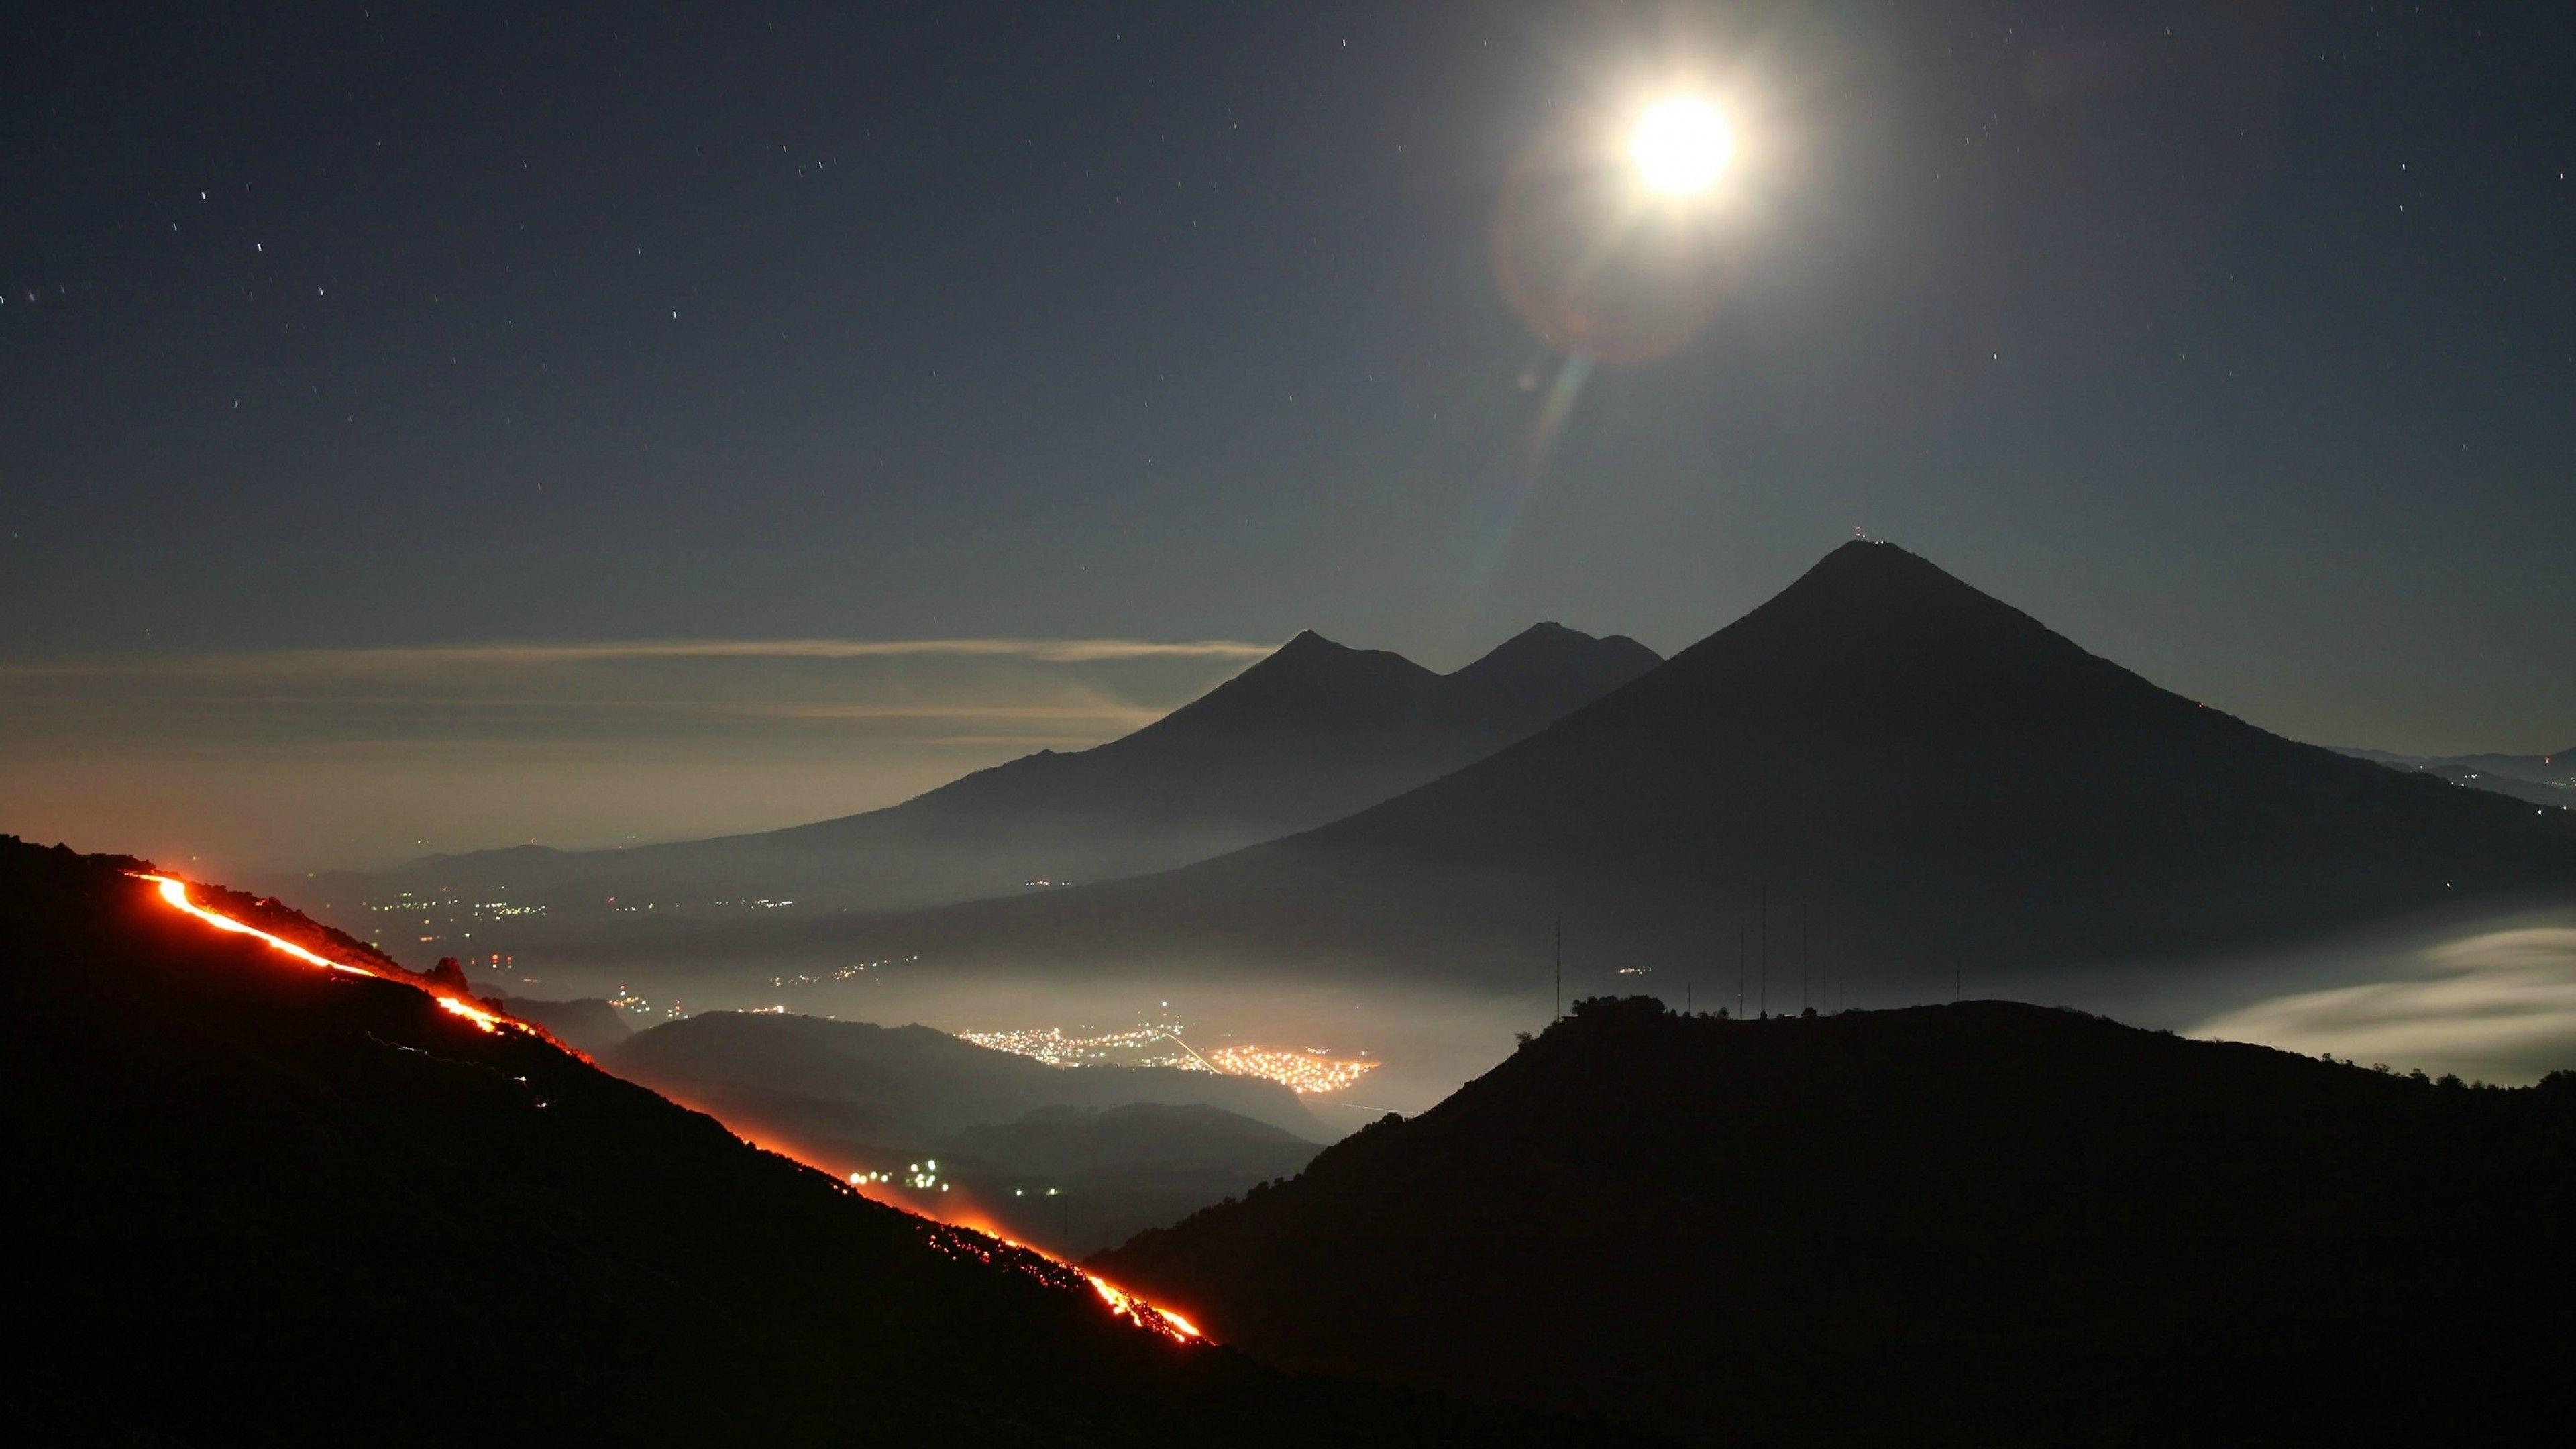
[1629,97,1735,196]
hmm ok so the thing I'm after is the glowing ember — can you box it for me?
[133,871,1201,1344]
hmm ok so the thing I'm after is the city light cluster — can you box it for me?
[362,889,547,947]
[957,1025,1203,1071]
[1200,1044,1381,1095]
[607,987,689,1020]
[960,1024,1379,1093]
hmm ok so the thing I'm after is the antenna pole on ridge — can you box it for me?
[1554,916,1562,1024]
[1760,885,1769,1018]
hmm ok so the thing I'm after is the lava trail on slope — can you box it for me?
[132,868,1201,1342]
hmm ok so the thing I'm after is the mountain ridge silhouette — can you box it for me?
[320,622,1660,930]
[709,541,2575,989]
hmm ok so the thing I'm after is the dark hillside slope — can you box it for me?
[0,838,1601,1445]
[1103,998,2576,1446]
[328,623,1658,932]
[796,542,2576,989]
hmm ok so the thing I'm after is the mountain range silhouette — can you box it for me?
[731,541,2573,989]
[327,621,1658,927]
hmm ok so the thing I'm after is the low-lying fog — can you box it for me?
[2182,918,2576,1083]
[1986,896,2576,1086]
[502,895,2576,1140]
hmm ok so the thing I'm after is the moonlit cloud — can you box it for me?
[0,636,1272,871]
[0,636,1274,679]
[2191,922,2576,1084]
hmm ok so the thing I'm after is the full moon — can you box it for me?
[1629,96,1735,197]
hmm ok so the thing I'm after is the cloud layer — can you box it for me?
[2192,920,2576,1084]
[0,636,1272,872]
[2,636,1274,678]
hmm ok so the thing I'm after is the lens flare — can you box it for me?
[1629,96,1734,196]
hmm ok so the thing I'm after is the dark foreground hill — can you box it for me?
[0,837,1611,1445]
[322,621,1658,938]
[1102,997,2576,1446]
[742,542,2576,992]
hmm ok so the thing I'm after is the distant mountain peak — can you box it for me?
[1447,621,1661,693]
[1097,629,1438,748]
[1784,538,1990,603]
[1496,619,1587,644]
[1242,629,1392,673]
[1655,538,2078,687]
[1464,621,1593,663]
[1210,629,1432,689]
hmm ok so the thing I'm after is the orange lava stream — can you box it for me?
[1086,1274,1201,1340]
[822,1162,1200,1341]
[138,874,516,1033]
[132,871,1201,1344]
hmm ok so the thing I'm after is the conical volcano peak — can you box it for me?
[1781,539,1995,606]
[1457,621,1646,665]
[1230,628,1428,683]
[1230,629,1429,684]
[1655,539,2085,689]
[1489,620,1587,649]
[1144,629,1438,735]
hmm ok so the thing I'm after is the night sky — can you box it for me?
[5,1,2571,868]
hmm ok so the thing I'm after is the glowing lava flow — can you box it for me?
[830,1169,1202,1342]
[133,871,1201,1344]
[138,874,517,1034]
[1087,1275,1200,1340]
